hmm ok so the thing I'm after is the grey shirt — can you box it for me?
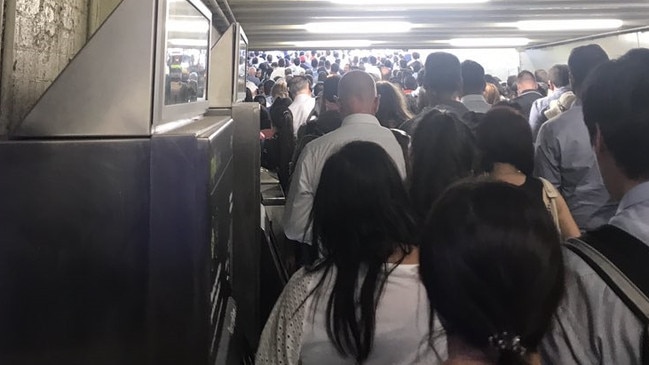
[460,94,491,114]
[529,86,571,140]
[534,103,616,231]
[541,181,649,365]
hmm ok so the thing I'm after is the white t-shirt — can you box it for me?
[256,265,446,364]
[288,93,316,137]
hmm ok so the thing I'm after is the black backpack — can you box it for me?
[565,225,649,364]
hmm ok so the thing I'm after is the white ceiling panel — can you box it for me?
[223,0,649,49]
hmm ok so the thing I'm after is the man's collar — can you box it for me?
[617,180,649,213]
[518,89,543,96]
[461,94,488,101]
[341,113,381,127]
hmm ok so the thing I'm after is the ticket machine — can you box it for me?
[0,0,259,363]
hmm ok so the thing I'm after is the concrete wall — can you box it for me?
[520,30,649,71]
[0,0,89,135]
[88,0,121,35]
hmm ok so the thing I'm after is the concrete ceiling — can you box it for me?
[226,0,649,50]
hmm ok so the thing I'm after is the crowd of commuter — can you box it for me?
[252,45,649,365]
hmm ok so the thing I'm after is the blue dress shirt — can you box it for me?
[534,102,617,231]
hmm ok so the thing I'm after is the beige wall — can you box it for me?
[520,31,647,72]
[0,0,89,135]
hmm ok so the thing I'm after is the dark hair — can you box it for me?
[376,81,413,129]
[323,75,342,102]
[288,75,310,97]
[424,52,462,104]
[461,60,487,95]
[505,75,518,97]
[476,107,534,175]
[314,81,325,97]
[548,64,570,88]
[331,62,340,73]
[259,105,271,130]
[568,44,609,96]
[412,60,422,73]
[493,100,523,113]
[314,110,343,134]
[403,75,418,90]
[269,98,295,190]
[263,79,275,95]
[278,58,286,68]
[419,181,564,365]
[534,69,548,83]
[516,70,536,84]
[269,97,293,133]
[409,110,480,221]
[309,141,416,362]
[293,58,301,66]
[318,71,329,82]
[311,58,319,68]
[582,48,649,180]
[254,95,267,108]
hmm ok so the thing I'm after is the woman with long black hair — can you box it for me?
[408,110,481,223]
[419,181,565,365]
[256,141,443,364]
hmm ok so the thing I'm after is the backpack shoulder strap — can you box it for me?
[565,234,649,322]
[582,225,649,300]
[565,226,649,364]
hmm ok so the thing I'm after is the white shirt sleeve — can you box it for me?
[256,269,311,365]
[283,145,316,243]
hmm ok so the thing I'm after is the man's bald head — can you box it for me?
[337,70,379,117]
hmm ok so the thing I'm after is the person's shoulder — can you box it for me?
[532,95,549,107]
[284,268,317,291]
[543,105,577,129]
[561,246,606,282]
[543,105,574,129]
[299,127,339,156]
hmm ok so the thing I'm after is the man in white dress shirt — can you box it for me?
[287,76,316,137]
[283,71,407,248]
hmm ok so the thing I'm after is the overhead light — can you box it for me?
[304,21,412,34]
[515,19,623,31]
[330,0,488,3]
[448,38,530,47]
[289,40,374,48]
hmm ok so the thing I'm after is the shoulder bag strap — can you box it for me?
[566,230,649,364]
[539,177,561,233]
